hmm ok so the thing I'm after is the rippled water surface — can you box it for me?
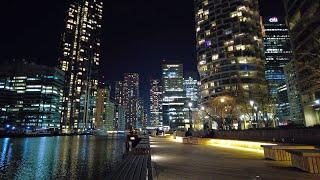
[0,136,125,179]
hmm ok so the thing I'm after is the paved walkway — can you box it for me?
[150,137,319,180]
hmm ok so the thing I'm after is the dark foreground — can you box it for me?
[0,136,125,179]
[151,137,320,180]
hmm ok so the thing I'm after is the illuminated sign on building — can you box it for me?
[269,17,278,23]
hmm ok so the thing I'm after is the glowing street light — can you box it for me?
[220,98,225,103]
[250,100,254,107]
[201,106,205,111]
[188,102,193,108]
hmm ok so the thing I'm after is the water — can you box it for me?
[0,136,126,180]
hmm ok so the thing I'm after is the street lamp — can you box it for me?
[249,100,254,128]
[188,102,193,129]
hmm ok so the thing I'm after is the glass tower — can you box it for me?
[59,0,103,132]
[0,60,64,131]
[162,63,188,130]
[262,16,291,122]
[150,79,163,127]
[195,0,267,108]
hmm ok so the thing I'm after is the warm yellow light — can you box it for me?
[208,139,277,154]
[169,136,183,143]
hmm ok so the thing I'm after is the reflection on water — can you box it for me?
[0,136,125,179]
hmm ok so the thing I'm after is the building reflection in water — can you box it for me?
[0,136,125,179]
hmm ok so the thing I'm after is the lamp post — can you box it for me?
[249,100,254,128]
[188,102,193,129]
[254,106,258,128]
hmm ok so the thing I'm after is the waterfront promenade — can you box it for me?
[150,137,319,180]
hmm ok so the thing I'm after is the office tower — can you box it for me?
[284,61,304,124]
[184,72,200,105]
[115,81,125,106]
[123,73,139,129]
[162,63,188,130]
[115,104,126,131]
[0,60,64,131]
[105,99,115,131]
[195,0,267,113]
[262,16,292,122]
[276,84,291,124]
[150,79,163,127]
[136,99,145,129]
[95,85,110,129]
[59,0,103,132]
[285,0,320,126]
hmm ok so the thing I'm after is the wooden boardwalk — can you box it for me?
[150,137,320,180]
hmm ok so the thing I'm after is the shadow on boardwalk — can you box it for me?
[150,137,320,180]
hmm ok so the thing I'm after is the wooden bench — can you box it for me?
[133,144,150,154]
[183,137,190,144]
[286,149,320,174]
[261,145,315,161]
[108,154,152,180]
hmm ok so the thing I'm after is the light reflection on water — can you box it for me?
[0,136,125,179]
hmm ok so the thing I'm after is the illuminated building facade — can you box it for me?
[162,63,188,129]
[115,81,125,106]
[95,85,110,129]
[262,16,291,122]
[0,60,64,131]
[137,98,145,129]
[105,99,115,131]
[59,0,103,132]
[284,60,304,124]
[276,84,291,123]
[123,73,140,129]
[150,79,163,127]
[285,0,320,126]
[184,72,200,105]
[195,0,267,108]
[115,104,126,131]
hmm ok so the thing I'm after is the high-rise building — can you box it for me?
[149,79,163,127]
[184,72,200,105]
[262,16,292,122]
[0,60,64,131]
[115,104,126,131]
[195,0,267,113]
[105,99,115,131]
[136,98,145,129]
[162,63,188,130]
[284,61,304,124]
[115,81,125,106]
[123,73,139,129]
[285,0,320,126]
[95,85,110,129]
[276,84,291,124]
[59,0,103,132]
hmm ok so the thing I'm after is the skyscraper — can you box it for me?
[59,0,103,132]
[0,60,64,131]
[95,85,109,129]
[115,81,125,106]
[150,79,163,127]
[262,16,291,122]
[284,0,320,126]
[195,0,267,114]
[162,63,188,130]
[123,73,139,129]
[184,72,200,105]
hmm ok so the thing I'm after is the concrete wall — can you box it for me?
[214,128,320,145]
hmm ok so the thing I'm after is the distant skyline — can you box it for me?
[0,0,284,103]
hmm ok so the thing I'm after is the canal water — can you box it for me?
[0,136,126,179]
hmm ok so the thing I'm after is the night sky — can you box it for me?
[0,0,284,104]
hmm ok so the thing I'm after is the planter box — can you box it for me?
[261,145,315,161]
[287,149,320,173]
